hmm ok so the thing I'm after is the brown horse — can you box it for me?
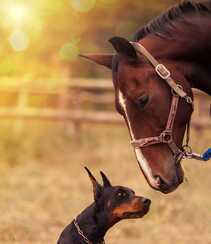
[81,1,211,194]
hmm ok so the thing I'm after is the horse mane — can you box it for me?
[133,1,211,41]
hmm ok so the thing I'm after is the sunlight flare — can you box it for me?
[9,30,29,52]
[7,3,28,25]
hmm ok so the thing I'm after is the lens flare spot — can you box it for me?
[60,40,80,61]
[71,0,96,12]
[9,30,29,52]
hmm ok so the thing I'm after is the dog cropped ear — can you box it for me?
[109,36,138,61]
[85,167,103,201]
[100,171,112,188]
[80,53,113,69]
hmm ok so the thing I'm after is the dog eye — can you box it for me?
[136,94,149,108]
[116,191,128,199]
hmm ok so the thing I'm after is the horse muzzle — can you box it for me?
[136,149,184,193]
[152,163,184,194]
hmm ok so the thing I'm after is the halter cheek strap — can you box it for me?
[131,94,182,161]
[130,42,193,103]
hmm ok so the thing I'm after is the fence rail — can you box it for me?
[0,79,209,129]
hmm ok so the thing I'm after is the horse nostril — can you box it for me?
[153,175,170,190]
[154,175,161,186]
[153,174,180,193]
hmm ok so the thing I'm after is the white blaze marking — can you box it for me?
[118,91,159,189]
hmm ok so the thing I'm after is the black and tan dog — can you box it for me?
[57,167,151,244]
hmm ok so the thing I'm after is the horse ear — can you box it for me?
[100,171,112,188]
[80,53,113,69]
[84,167,103,201]
[109,36,138,60]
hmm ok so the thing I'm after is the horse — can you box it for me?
[81,1,211,194]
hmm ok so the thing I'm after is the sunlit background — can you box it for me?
[0,0,180,81]
[0,1,210,244]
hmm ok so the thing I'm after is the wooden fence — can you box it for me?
[0,79,210,129]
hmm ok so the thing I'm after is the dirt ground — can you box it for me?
[0,123,210,244]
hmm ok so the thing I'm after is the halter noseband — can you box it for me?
[129,42,196,163]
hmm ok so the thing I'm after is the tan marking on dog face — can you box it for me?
[112,197,144,219]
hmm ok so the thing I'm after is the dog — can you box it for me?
[57,167,151,244]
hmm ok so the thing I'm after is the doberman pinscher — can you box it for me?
[57,167,151,244]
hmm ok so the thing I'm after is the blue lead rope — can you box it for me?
[202,148,211,161]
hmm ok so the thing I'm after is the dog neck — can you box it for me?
[76,203,109,243]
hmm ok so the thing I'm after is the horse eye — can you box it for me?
[137,94,149,108]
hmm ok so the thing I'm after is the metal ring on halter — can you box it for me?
[171,85,193,104]
[161,130,173,143]
[182,144,193,154]
[185,96,193,104]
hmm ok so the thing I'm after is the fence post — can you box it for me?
[13,87,28,135]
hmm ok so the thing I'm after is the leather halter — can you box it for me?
[129,42,193,162]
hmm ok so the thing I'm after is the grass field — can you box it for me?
[0,121,210,244]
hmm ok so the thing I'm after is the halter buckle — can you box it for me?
[155,64,171,80]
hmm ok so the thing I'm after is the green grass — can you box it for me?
[0,121,211,244]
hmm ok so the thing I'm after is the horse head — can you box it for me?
[81,36,193,193]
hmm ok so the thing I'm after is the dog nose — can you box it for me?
[142,198,151,207]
